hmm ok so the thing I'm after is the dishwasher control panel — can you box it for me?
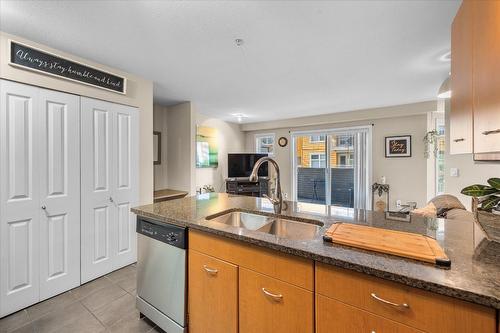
[137,217,187,249]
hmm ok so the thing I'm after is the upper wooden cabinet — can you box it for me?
[450,0,473,154]
[450,0,500,159]
[473,0,500,157]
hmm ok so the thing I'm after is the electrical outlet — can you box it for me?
[282,193,288,199]
[450,168,459,177]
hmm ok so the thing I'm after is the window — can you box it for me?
[309,134,325,143]
[293,127,371,209]
[338,135,353,147]
[337,153,354,167]
[255,134,275,154]
[435,117,445,195]
[310,153,326,168]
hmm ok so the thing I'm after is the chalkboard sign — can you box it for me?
[9,40,126,94]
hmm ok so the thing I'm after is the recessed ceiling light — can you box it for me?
[234,39,244,47]
[231,113,247,122]
[437,77,451,99]
[439,51,451,62]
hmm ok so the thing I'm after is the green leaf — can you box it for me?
[487,178,500,190]
[481,196,500,210]
[461,185,497,197]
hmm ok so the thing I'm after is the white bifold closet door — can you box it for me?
[80,97,138,283]
[0,80,80,317]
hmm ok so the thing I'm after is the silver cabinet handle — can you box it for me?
[262,288,283,301]
[453,138,465,142]
[370,293,409,309]
[41,205,46,210]
[482,129,500,135]
[203,265,218,275]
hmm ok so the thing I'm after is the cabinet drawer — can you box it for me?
[189,229,313,290]
[188,250,238,333]
[239,268,313,333]
[316,294,423,333]
[316,264,496,333]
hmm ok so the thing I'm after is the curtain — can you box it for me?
[353,129,370,210]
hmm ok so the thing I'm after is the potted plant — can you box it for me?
[423,130,439,159]
[461,178,500,242]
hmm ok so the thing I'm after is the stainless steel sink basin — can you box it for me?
[206,211,323,240]
[207,211,272,231]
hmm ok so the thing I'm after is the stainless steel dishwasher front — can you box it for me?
[136,217,187,333]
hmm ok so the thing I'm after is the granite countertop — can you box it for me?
[153,188,189,203]
[131,193,500,310]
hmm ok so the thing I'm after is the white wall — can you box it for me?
[244,103,433,210]
[195,111,246,192]
[444,99,500,209]
[153,104,169,190]
[0,31,154,204]
[165,102,196,194]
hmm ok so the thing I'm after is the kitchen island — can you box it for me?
[132,193,500,333]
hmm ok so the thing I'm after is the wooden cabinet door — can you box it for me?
[239,268,313,333]
[0,80,41,317]
[473,0,500,154]
[450,0,473,154]
[316,294,423,333]
[38,88,81,300]
[188,250,238,333]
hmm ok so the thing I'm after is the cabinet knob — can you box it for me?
[41,205,46,210]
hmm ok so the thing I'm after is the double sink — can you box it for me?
[205,211,324,240]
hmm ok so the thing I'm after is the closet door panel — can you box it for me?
[81,97,116,283]
[0,80,40,317]
[38,89,80,300]
[112,105,138,268]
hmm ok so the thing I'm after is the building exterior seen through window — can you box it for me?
[310,153,326,168]
[295,134,354,169]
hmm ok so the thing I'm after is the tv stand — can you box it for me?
[226,177,269,197]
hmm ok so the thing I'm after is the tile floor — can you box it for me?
[0,264,164,333]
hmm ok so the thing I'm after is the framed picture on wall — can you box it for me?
[385,135,411,158]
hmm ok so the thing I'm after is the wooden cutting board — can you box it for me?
[323,223,450,267]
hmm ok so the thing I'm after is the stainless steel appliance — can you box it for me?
[136,217,187,333]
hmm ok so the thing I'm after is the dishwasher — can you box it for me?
[136,216,187,333]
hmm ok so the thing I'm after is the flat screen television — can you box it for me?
[228,153,268,178]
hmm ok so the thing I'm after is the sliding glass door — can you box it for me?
[292,127,371,209]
